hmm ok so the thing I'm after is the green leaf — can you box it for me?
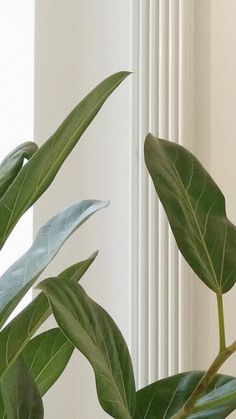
[0,293,50,379]
[0,71,130,248]
[0,388,6,419]
[192,375,236,418]
[145,134,236,293]
[0,254,97,379]
[57,251,98,282]
[0,142,38,198]
[1,358,44,419]
[0,199,107,327]
[135,371,236,418]
[38,278,136,419]
[23,328,74,396]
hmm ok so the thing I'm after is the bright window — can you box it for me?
[0,1,35,312]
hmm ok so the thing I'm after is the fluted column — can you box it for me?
[130,0,193,389]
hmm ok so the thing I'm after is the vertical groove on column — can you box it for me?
[130,0,139,384]
[168,0,180,375]
[178,0,185,373]
[178,0,193,372]
[137,0,150,388]
[158,0,169,379]
[148,0,159,384]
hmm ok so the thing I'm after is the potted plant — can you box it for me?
[0,71,130,418]
[38,134,236,418]
[2,68,236,418]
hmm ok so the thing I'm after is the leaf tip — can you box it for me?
[104,200,110,208]
[89,250,99,259]
[110,71,132,85]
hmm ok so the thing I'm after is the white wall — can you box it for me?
[34,1,133,417]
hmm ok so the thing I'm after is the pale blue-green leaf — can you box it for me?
[0,199,107,327]
[145,134,236,293]
[1,358,43,419]
[39,278,136,419]
[0,142,38,198]
[0,71,130,248]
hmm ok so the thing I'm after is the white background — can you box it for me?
[34,1,133,418]
[0,0,34,311]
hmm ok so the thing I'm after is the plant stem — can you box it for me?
[217,293,226,351]
[171,341,236,419]
[171,295,232,418]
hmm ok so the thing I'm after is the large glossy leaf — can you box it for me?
[39,278,136,419]
[0,254,97,379]
[0,199,107,327]
[135,371,236,418]
[1,358,43,419]
[0,71,130,248]
[192,375,236,418]
[0,142,38,198]
[145,134,236,293]
[23,328,74,396]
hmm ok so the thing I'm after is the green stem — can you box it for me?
[171,346,235,419]
[217,293,226,351]
[172,293,226,418]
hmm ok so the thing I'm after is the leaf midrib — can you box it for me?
[169,155,220,292]
[34,340,70,386]
[99,327,132,416]
[49,286,133,419]
[80,318,132,417]
[1,76,123,244]
[0,300,50,379]
[36,79,122,191]
[2,169,28,246]
[163,378,184,418]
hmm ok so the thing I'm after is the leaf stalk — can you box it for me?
[217,293,226,351]
[171,347,233,419]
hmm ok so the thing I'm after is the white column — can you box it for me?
[130,0,194,389]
